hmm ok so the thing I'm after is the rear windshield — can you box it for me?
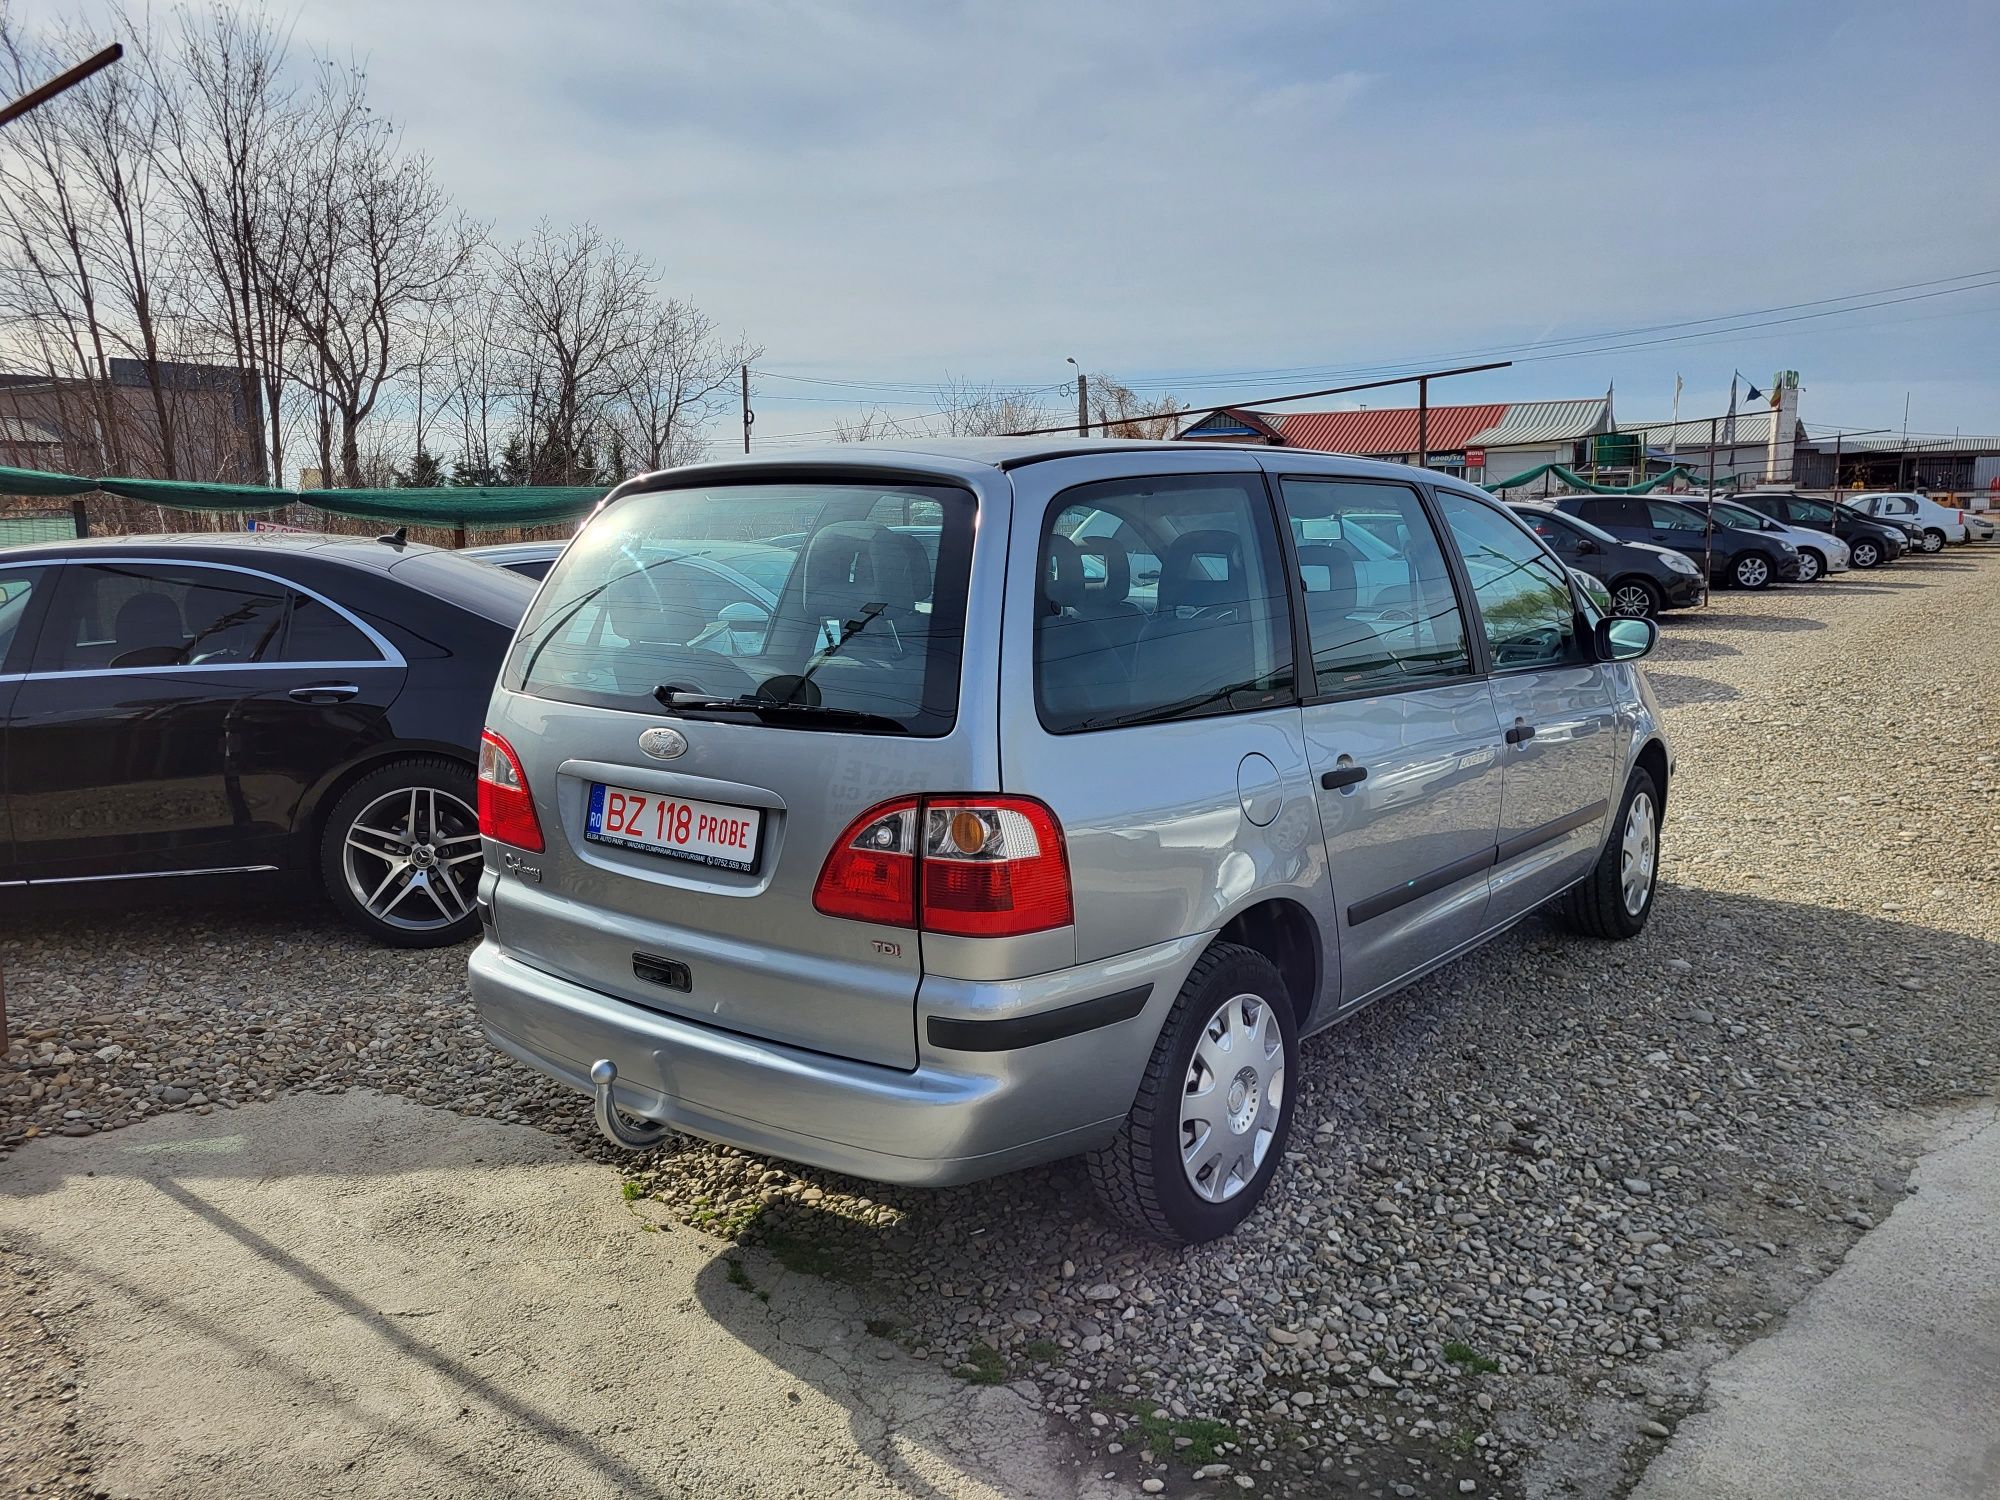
[506,480,975,735]
[386,549,538,624]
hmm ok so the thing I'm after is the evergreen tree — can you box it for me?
[396,449,444,488]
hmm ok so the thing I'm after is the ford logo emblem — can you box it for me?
[639,726,688,760]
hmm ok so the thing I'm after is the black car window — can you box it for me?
[1518,512,1584,555]
[1435,491,1582,670]
[1037,474,1293,733]
[1645,501,1707,533]
[281,593,384,663]
[1278,478,1470,692]
[36,562,287,672]
[0,566,41,668]
[1579,498,1644,528]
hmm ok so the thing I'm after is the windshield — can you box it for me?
[507,480,975,735]
[1542,509,1619,545]
[1711,502,1768,530]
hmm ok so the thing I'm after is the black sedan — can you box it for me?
[1507,503,1706,618]
[0,533,534,946]
[1551,495,1803,590]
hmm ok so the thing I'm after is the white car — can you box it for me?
[1700,495,1851,582]
[1845,492,1970,552]
[1961,512,1994,542]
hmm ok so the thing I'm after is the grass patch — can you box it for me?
[689,1196,766,1240]
[1020,1338,1063,1363]
[953,1343,1007,1385]
[620,1179,645,1202]
[724,1256,768,1300]
[1449,1428,1479,1458]
[1443,1341,1500,1374]
[1116,1398,1238,1466]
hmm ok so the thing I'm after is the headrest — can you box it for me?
[1158,529,1248,613]
[1074,541,1130,601]
[1294,542,1357,596]
[113,591,182,647]
[1042,534,1087,611]
[803,522,922,619]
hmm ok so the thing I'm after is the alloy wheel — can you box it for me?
[1620,791,1657,917]
[1852,541,1880,567]
[1179,993,1285,1204]
[341,786,483,932]
[1735,556,1770,588]
[1797,552,1821,582]
[1611,584,1654,618]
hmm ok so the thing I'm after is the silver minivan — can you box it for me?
[470,440,1671,1242]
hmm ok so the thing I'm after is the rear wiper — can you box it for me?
[651,688,910,734]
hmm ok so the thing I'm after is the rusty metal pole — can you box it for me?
[1418,376,1430,468]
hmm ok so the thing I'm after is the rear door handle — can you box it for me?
[289,682,360,704]
[1504,722,1536,746]
[1320,764,1368,790]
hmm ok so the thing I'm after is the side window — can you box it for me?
[1434,492,1582,671]
[1521,514,1582,555]
[281,593,383,663]
[35,563,287,672]
[1035,474,1293,733]
[0,567,41,669]
[1646,501,1706,533]
[1580,499,1640,528]
[1277,478,1470,692]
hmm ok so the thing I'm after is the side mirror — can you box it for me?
[1594,615,1657,663]
[1576,537,1600,554]
[719,600,770,629]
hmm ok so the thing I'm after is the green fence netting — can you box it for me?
[1480,463,1740,496]
[0,465,607,529]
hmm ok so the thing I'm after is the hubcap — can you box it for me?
[1738,557,1768,587]
[1620,791,1657,916]
[1798,553,1820,581]
[1179,993,1285,1204]
[342,786,483,931]
[1924,532,1944,553]
[1612,585,1652,618]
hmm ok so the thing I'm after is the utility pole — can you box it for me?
[1067,356,1088,436]
[1417,376,1430,468]
[740,364,753,454]
[1703,417,1719,606]
[0,42,121,129]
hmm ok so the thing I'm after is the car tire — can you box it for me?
[1921,528,1946,553]
[1560,767,1661,941]
[1609,577,1662,618]
[1731,552,1773,590]
[1796,549,1824,583]
[1849,539,1882,568]
[1086,943,1298,1244]
[320,757,483,948]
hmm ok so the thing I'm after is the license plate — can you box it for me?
[585,783,762,872]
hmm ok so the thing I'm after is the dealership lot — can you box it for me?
[3,550,1997,1498]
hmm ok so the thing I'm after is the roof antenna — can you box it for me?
[376,525,408,548]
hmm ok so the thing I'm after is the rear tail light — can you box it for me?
[812,794,1072,937]
[477,730,544,851]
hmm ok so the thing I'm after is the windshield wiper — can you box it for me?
[651,688,910,734]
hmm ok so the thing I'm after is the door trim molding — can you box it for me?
[25,864,280,886]
[1347,846,1496,927]
[1495,799,1609,866]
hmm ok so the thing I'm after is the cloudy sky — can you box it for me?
[25,0,2000,443]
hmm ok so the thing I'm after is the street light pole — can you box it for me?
[1067,356,1088,436]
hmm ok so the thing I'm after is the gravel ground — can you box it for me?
[4,546,1997,1499]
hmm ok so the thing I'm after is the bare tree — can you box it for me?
[615,299,755,471]
[1087,374,1184,439]
[276,66,480,486]
[492,221,651,484]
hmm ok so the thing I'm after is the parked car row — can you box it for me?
[1499,487,1984,618]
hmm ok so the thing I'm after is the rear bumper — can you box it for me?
[470,932,1206,1186]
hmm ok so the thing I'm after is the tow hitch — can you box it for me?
[589,1059,671,1149]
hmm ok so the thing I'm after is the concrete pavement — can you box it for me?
[1632,1099,2000,1500]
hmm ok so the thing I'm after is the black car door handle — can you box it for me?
[289,682,360,704]
[1320,764,1368,790]
[1505,722,1537,746]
